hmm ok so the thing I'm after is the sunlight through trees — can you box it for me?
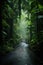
[1,0,43,54]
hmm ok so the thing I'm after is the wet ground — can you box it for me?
[0,42,41,65]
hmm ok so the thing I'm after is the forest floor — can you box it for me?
[0,42,42,65]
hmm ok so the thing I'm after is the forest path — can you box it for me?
[0,42,39,65]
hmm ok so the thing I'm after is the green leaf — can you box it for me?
[2,31,7,35]
[38,4,43,11]
[2,19,9,28]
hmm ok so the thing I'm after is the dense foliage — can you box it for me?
[1,0,43,54]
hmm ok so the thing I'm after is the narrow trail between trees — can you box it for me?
[0,42,40,65]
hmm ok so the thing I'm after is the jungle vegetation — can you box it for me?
[1,0,43,55]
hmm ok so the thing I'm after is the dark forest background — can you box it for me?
[0,0,43,61]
